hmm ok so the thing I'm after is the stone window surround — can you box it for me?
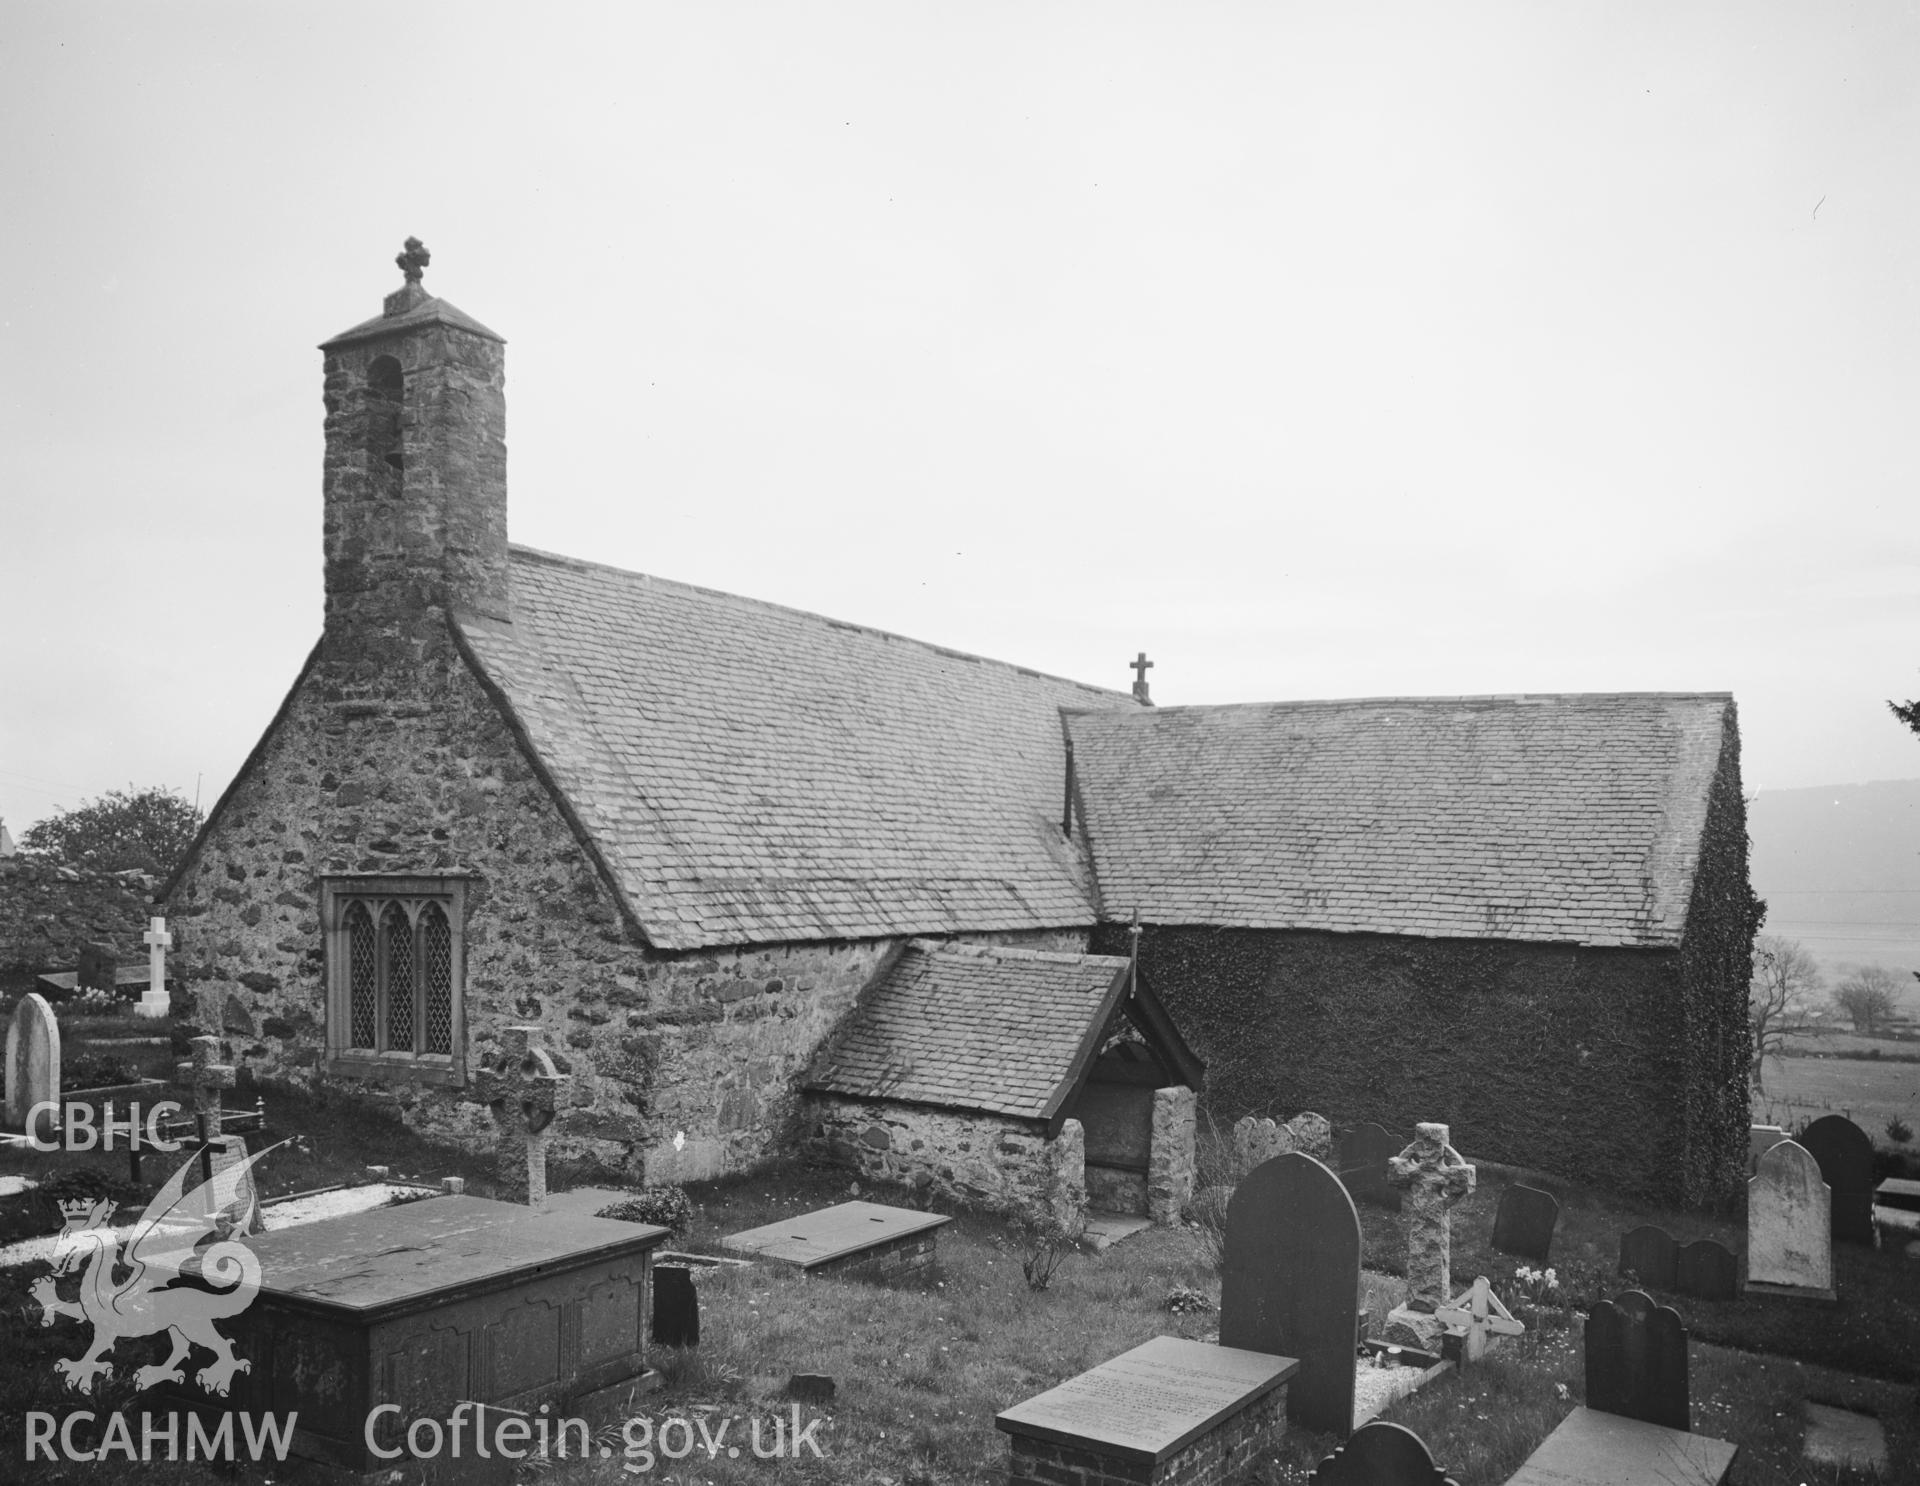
[321,874,470,1088]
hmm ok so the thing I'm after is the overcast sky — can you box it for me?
[3,3,1917,837]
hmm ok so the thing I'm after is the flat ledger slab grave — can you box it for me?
[721,1200,950,1281]
[997,1335,1297,1485]
[201,1194,669,1475]
[1504,1406,1738,1486]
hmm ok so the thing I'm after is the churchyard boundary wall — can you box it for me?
[0,858,156,986]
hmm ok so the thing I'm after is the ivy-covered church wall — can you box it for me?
[1092,922,1704,1206]
[1673,703,1765,1209]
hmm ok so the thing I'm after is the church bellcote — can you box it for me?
[319,239,510,629]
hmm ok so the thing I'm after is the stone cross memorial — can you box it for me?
[176,1034,239,1183]
[1386,1123,1475,1313]
[1220,1152,1361,1438]
[1746,1138,1834,1300]
[4,993,60,1137]
[136,917,172,1019]
[466,1025,570,1208]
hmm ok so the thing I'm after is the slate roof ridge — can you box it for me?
[905,938,1130,969]
[1062,690,1733,717]
[508,544,1133,708]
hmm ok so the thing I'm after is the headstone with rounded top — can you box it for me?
[1798,1115,1876,1245]
[1220,1151,1361,1437]
[1617,1224,1679,1291]
[1286,1111,1335,1163]
[1313,1420,1460,1485]
[1747,1138,1834,1299]
[1585,1290,1690,1431]
[4,993,60,1135]
[1233,1115,1291,1177]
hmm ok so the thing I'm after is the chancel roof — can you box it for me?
[804,941,1133,1121]
[457,547,1133,951]
[1064,693,1734,947]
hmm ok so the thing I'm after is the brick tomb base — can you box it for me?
[997,1336,1296,1486]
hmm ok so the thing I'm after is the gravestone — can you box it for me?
[1798,1115,1876,1245]
[651,1264,699,1346]
[175,1034,237,1183]
[1220,1152,1360,1437]
[1491,1184,1560,1263]
[1313,1421,1459,1486]
[136,917,173,1019]
[1286,1111,1334,1162]
[996,1335,1296,1486]
[1232,1116,1290,1177]
[1506,1409,1738,1486]
[76,942,118,994]
[1749,1124,1790,1170]
[1617,1224,1679,1291]
[4,993,61,1136]
[1336,1122,1401,1212]
[1385,1124,1475,1314]
[1747,1139,1834,1298]
[1585,1290,1689,1432]
[1674,1240,1739,1302]
[465,1026,570,1207]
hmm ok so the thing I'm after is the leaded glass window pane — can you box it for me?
[422,903,453,1055]
[347,902,377,1049]
[383,902,415,1052]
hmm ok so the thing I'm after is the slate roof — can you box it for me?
[1065,693,1734,948]
[457,547,1134,951]
[805,941,1132,1120]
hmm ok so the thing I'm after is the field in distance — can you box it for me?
[1755,1052,1920,1140]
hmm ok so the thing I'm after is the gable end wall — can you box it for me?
[166,622,1089,1181]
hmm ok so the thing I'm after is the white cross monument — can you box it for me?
[135,917,172,1019]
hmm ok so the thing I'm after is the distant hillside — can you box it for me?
[1747,778,1920,1006]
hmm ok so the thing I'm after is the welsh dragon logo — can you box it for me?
[30,1142,283,1396]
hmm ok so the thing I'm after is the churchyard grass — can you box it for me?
[2,1087,1917,1482]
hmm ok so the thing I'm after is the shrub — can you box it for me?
[1888,1116,1914,1146]
[595,1185,694,1232]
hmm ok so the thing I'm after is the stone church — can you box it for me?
[164,246,1759,1210]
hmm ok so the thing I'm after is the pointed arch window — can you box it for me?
[323,877,467,1084]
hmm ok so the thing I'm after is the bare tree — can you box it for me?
[1750,934,1823,1089]
[1831,963,1902,1036]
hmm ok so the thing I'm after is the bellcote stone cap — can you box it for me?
[321,239,505,350]
[321,293,506,351]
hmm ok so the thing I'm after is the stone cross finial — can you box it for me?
[1130,651,1154,703]
[466,1026,570,1209]
[396,237,430,283]
[1385,1122,1476,1312]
